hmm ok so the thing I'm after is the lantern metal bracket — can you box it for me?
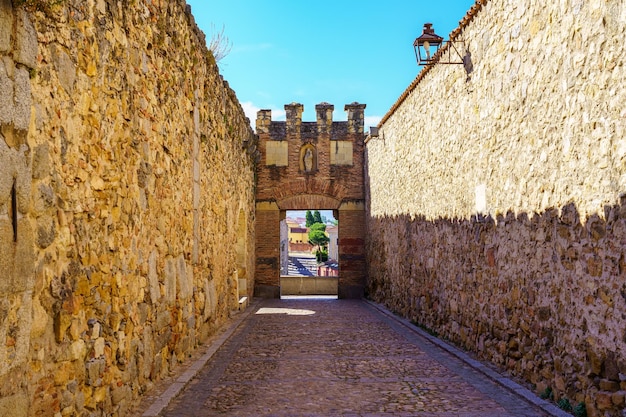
[413,23,473,75]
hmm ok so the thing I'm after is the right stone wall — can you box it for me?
[366,0,626,415]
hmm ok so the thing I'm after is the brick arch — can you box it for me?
[270,178,349,206]
[277,194,341,211]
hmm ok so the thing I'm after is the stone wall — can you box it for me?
[255,103,367,298]
[0,0,257,416]
[366,0,626,415]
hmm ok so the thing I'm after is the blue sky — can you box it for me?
[286,210,335,225]
[186,0,475,129]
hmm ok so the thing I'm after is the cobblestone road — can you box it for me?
[152,298,559,417]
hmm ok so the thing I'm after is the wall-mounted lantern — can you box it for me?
[413,23,443,65]
[413,23,473,76]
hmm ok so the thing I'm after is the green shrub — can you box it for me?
[540,386,553,400]
[557,398,572,411]
[573,402,587,417]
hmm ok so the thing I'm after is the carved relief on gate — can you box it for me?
[299,144,317,173]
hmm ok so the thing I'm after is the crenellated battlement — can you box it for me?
[256,102,366,139]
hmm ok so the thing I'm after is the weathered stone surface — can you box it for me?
[0,140,15,206]
[13,67,31,132]
[367,1,626,416]
[148,250,160,304]
[36,216,55,248]
[0,59,13,125]
[164,257,177,305]
[14,10,36,69]
[0,0,11,53]
[0,1,258,416]
[0,393,28,417]
[50,44,75,94]
[204,279,217,320]
[31,144,49,180]
[176,255,192,301]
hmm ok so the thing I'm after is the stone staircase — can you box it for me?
[287,255,317,276]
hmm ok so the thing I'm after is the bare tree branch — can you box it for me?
[209,23,232,64]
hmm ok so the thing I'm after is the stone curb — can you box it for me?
[139,301,259,417]
[364,299,572,417]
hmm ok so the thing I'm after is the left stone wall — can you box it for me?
[0,1,257,416]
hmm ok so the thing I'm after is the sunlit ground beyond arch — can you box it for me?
[255,308,317,316]
[280,295,338,300]
[256,295,339,316]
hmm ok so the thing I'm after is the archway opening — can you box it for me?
[279,210,339,296]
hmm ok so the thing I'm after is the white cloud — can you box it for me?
[364,115,382,129]
[240,101,261,124]
[240,101,286,131]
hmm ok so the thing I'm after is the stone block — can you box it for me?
[85,358,105,387]
[596,391,613,410]
[203,279,217,320]
[111,384,130,406]
[50,44,76,93]
[599,379,621,392]
[31,144,50,179]
[0,139,14,206]
[176,255,192,300]
[0,393,28,417]
[280,276,338,296]
[36,216,56,249]
[0,218,35,294]
[54,311,71,343]
[148,251,160,304]
[329,141,353,165]
[238,278,247,295]
[164,257,176,305]
[15,144,31,213]
[30,297,49,338]
[70,340,86,361]
[612,391,625,407]
[13,67,31,132]
[155,309,171,331]
[604,351,620,380]
[154,328,171,353]
[265,141,288,166]
[15,10,37,69]
[0,0,11,53]
[0,59,14,125]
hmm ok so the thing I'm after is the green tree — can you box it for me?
[313,210,322,224]
[309,222,326,233]
[305,210,314,227]
[308,229,329,253]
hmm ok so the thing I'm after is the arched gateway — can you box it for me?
[254,102,367,299]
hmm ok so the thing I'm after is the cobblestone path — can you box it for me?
[159,298,552,417]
